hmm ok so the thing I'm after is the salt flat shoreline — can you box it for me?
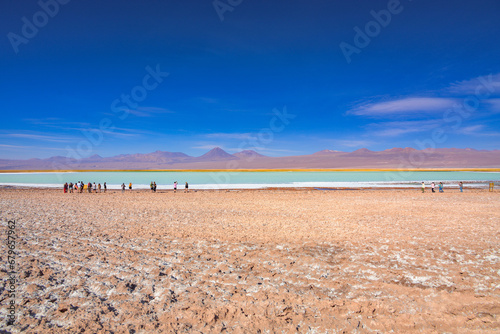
[1,188,499,332]
[0,183,495,191]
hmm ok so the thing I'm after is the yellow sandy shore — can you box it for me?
[1,167,500,173]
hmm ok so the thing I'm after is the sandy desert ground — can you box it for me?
[1,187,499,333]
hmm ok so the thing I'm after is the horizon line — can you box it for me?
[1,168,500,173]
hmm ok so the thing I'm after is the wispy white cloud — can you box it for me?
[350,74,500,119]
[448,73,500,95]
[455,124,500,137]
[204,132,258,140]
[456,125,485,135]
[486,98,500,112]
[2,133,74,142]
[350,97,457,117]
[98,130,139,138]
[367,120,442,137]
[1,127,152,145]
[125,106,174,117]
[24,119,92,128]
[368,120,500,138]
[0,144,67,151]
[74,127,155,138]
[328,139,374,148]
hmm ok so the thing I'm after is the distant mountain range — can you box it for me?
[0,147,499,170]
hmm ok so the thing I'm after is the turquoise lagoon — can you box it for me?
[0,171,498,189]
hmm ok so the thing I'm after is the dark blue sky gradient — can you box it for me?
[1,0,499,159]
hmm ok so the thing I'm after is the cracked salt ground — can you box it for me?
[0,188,499,332]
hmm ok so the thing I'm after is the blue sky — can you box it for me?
[1,0,500,159]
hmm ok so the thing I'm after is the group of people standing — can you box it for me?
[120,183,133,192]
[173,181,189,193]
[119,181,188,193]
[63,181,107,193]
[64,181,190,193]
[421,181,463,193]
